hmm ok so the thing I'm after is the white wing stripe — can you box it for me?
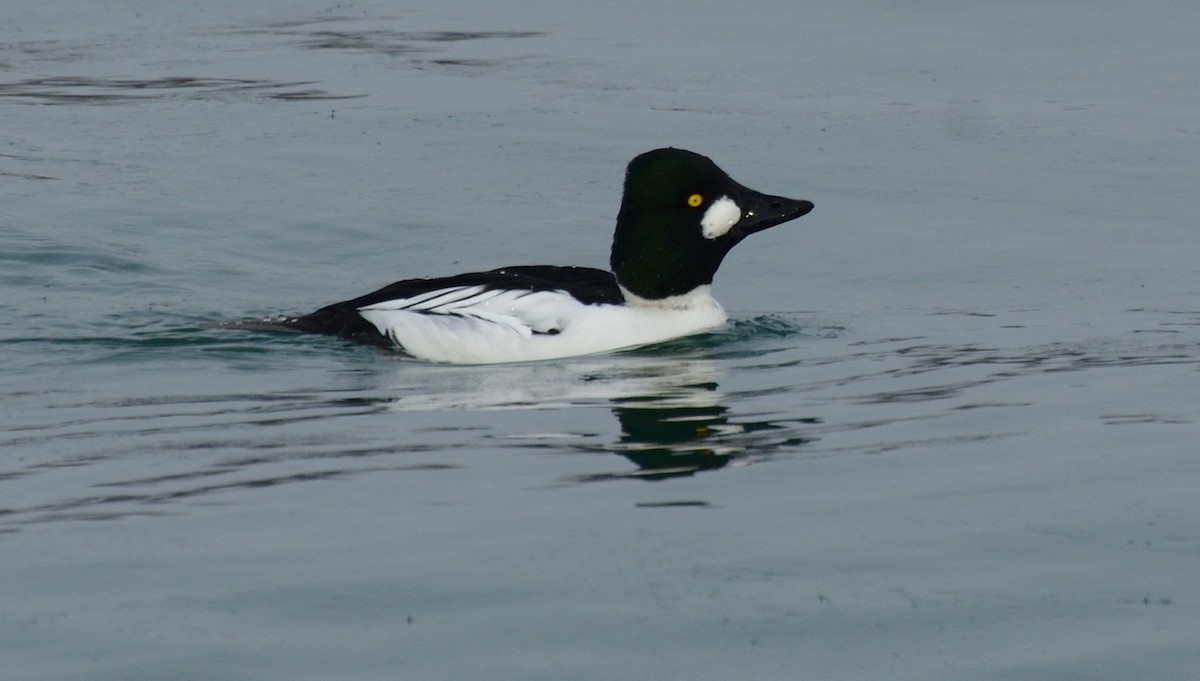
[426,288,512,312]
[356,286,468,311]
[403,284,487,311]
[359,285,504,313]
[406,286,491,311]
[396,286,474,308]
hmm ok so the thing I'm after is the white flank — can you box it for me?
[700,196,742,239]
[356,285,727,364]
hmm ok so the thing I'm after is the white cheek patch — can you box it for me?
[700,196,742,239]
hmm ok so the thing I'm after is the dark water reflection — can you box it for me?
[372,345,823,482]
[583,401,817,481]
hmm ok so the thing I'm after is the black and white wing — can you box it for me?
[283,266,623,348]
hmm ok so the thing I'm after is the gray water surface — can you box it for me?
[3,2,1198,679]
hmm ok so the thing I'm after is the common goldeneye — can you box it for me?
[270,148,813,363]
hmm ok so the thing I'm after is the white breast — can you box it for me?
[356,286,727,364]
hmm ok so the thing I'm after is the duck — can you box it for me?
[267,148,813,364]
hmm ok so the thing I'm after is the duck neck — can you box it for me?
[619,284,717,310]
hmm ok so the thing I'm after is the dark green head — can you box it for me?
[610,148,814,300]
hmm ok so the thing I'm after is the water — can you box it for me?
[3,1,1199,679]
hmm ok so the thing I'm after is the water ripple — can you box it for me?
[2,310,1197,526]
[0,76,363,105]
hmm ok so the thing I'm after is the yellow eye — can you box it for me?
[687,193,703,207]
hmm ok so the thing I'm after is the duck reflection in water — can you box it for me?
[588,392,815,481]
[380,354,816,481]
